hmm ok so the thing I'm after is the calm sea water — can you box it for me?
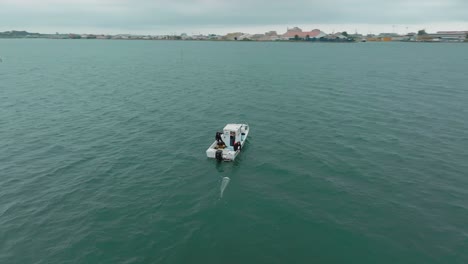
[1,39,468,264]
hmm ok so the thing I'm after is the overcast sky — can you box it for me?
[1,0,467,34]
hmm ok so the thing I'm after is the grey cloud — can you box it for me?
[0,0,466,32]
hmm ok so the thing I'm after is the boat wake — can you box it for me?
[220,177,230,198]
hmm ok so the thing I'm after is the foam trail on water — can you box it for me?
[220,177,230,198]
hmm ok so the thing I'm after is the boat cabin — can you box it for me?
[223,124,243,148]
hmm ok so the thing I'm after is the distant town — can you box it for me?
[1,27,467,42]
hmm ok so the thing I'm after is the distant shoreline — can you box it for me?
[1,38,467,44]
[1,29,467,43]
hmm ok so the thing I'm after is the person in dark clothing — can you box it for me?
[216,132,224,144]
[215,132,226,148]
[234,142,241,151]
[230,132,235,147]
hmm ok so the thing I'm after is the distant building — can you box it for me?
[436,31,468,34]
[432,31,467,42]
[257,31,280,41]
[391,36,410,41]
[418,31,467,42]
[180,33,189,40]
[207,34,222,40]
[113,34,130,39]
[223,32,244,40]
[265,31,278,37]
[281,28,327,40]
[326,32,348,40]
[349,33,365,42]
[366,33,407,42]
[378,33,400,37]
[248,34,265,41]
[191,34,208,40]
[68,34,81,39]
[79,34,96,39]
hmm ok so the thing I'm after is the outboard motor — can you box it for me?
[215,150,223,161]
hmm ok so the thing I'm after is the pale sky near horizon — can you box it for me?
[1,0,467,35]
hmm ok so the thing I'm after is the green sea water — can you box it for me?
[1,39,468,264]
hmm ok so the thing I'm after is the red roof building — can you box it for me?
[282,28,327,39]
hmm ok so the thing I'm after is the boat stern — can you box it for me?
[206,147,238,161]
[206,147,217,159]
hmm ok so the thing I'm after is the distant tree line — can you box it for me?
[418,29,427,36]
[0,31,42,38]
[291,32,354,42]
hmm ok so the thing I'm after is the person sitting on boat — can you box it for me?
[215,132,224,144]
[217,141,226,149]
[233,142,241,152]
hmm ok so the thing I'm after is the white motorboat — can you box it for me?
[206,124,249,161]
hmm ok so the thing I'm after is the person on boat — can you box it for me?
[215,132,224,144]
[215,132,226,149]
[230,132,235,147]
[234,142,241,152]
